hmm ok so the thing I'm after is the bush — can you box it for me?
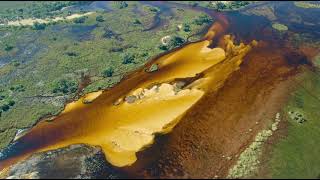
[193,15,213,25]
[133,19,142,25]
[4,44,14,51]
[10,85,25,92]
[149,7,159,12]
[102,28,116,39]
[1,104,10,112]
[8,100,15,106]
[116,1,128,9]
[183,24,191,32]
[73,16,86,24]
[122,54,135,64]
[102,67,114,77]
[96,15,104,22]
[52,79,78,94]
[33,22,46,30]
[170,36,186,47]
[66,52,78,57]
[158,36,185,51]
[216,2,227,11]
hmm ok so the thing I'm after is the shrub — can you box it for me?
[52,79,78,94]
[149,7,159,12]
[7,100,15,106]
[183,24,191,32]
[73,16,86,24]
[96,15,104,22]
[4,44,14,51]
[159,36,185,51]
[193,15,213,25]
[10,85,25,92]
[33,22,46,30]
[102,67,114,77]
[122,54,135,64]
[66,52,78,57]
[159,44,169,51]
[1,104,10,112]
[170,36,186,47]
[147,64,158,73]
[116,1,128,9]
[133,19,142,25]
[216,2,227,11]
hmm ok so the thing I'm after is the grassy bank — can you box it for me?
[266,67,320,178]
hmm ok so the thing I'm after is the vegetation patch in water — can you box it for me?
[294,2,320,9]
[272,23,288,31]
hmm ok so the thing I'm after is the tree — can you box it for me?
[1,104,9,112]
[159,44,168,51]
[158,36,186,51]
[8,100,15,106]
[193,15,213,25]
[116,1,128,9]
[122,54,135,64]
[33,22,46,30]
[4,44,14,51]
[216,2,227,11]
[183,24,191,32]
[169,36,186,47]
[52,79,78,94]
[102,67,114,77]
[96,15,104,22]
[73,16,86,24]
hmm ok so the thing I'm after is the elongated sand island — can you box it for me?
[0,22,256,171]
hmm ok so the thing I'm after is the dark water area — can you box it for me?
[63,1,113,13]
[271,1,320,38]
[51,24,98,41]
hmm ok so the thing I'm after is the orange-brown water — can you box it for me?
[0,20,256,171]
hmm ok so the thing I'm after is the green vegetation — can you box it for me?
[183,24,191,32]
[95,15,104,22]
[4,44,14,51]
[272,23,288,31]
[174,1,251,11]
[267,69,320,178]
[193,14,213,25]
[0,1,210,149]
[113,1,128,9]
[102,67,114,78]
[158,36,186,51]
[73,16,87,24]
[294,2,320,9]
[133,19,142,25]
[146,64,159,73]
[33,22,47,30]
[122,53,135,64]
[0,1,91,22]
[52,79,78,95]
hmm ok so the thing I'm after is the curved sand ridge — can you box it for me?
[0,30,256,171]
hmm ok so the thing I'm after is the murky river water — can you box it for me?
[0,1,319,173]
